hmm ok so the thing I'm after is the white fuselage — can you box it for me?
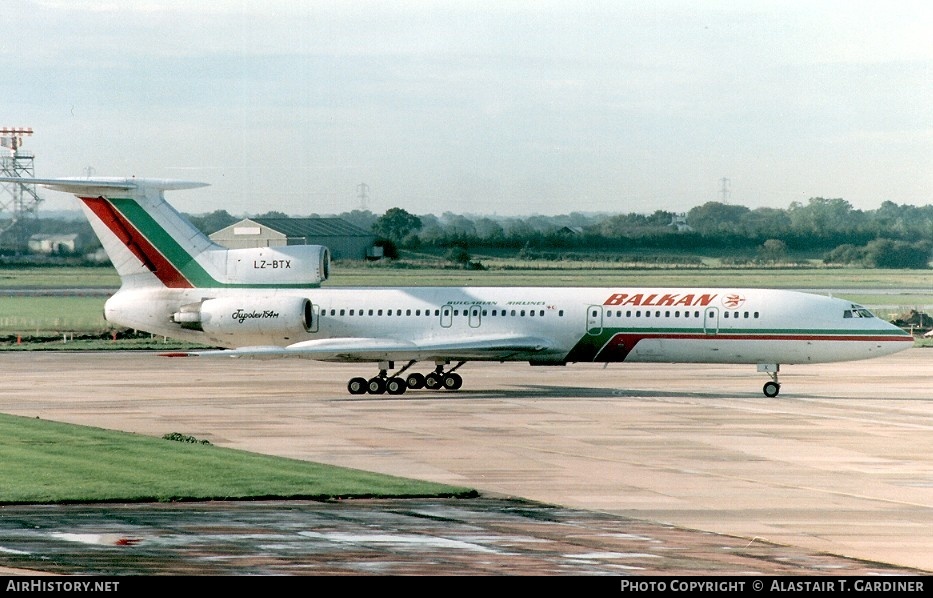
[104,286,913,366]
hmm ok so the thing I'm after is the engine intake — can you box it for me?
[212,245,330,286]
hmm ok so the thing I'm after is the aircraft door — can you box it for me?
[440,305,453,328]
[586,305,603,335]
[468,305,482,328]
[703,307,719,334]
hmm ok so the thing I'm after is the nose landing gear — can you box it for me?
[758,364,781,397]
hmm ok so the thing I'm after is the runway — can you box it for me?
[0,348,931,575]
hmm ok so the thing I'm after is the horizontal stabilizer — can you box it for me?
[0,176,208,195]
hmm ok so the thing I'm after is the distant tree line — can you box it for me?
[360,197,933,269]
[16,196,933,269]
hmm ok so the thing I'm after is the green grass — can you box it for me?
[0,296,109,334]
[0,335,212,351]
[3,261,932,290]
[0,266,119,289]
[0,413,475,504]
[330,261,933,292]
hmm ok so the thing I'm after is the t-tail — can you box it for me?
[0,177,330,289]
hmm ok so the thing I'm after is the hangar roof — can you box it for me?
[248,217,373,238]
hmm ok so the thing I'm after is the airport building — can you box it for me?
[210,217,378,260]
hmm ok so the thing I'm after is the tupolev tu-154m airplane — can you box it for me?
[3,176,915,397]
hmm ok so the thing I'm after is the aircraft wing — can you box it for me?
[164,335,553,362]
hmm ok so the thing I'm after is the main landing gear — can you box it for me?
[758,363,781,397]
[347,360,466,395]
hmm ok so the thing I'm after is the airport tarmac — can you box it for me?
[0,348,931,575]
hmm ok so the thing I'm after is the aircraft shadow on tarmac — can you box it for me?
[336,385,921,402]
[339,385,769,401]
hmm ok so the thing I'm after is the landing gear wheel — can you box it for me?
[367,377,387,394]
[763,381,780,398]
[424,372,442,390]
[406,373,426,389]
[442,372,463,390]
[348,377,368,395]
[386,377,407,395]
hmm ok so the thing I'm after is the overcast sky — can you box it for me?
[2,1,930,217]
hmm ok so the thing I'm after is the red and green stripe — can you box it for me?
[82,196,316,289]
[565,328,912,362]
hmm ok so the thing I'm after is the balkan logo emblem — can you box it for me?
[722,294,746,309]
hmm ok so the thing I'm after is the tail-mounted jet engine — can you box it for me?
[215,245,330,286]
[172,296,314,342]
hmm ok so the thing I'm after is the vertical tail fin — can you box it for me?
[5,177,214,288]
[0,176,329,289]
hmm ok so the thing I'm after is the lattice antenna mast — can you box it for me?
[0,127,43,250]
[719,177,731,204]
[357,182,370,211]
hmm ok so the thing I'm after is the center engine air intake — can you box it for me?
[218,245,330,286]
[172,296,313,339]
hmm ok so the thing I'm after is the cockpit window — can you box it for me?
[844,304,875,319]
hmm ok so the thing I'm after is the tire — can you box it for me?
[367,377,386,394]
[443,373,463,391]
[763,381,780,398]
[406,373,426,389]
[386,377,406,395]
[424,373,442,390]
[347,377,368,395]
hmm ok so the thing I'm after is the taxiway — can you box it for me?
[0,348,930,574]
